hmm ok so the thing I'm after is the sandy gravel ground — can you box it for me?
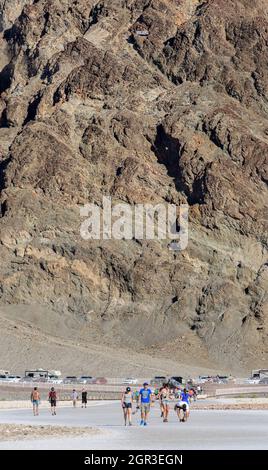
[0,424,102,441]
[192,403,268,410]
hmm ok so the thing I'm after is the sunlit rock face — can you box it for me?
[0,0,267,373]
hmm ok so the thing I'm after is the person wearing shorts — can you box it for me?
[121,387,133,426]
[174,388,190,422]
[48,387,57,415]
[81,389,88,408]
[139,383,152,426]
[160,384,170,422]
[31,387,40,416]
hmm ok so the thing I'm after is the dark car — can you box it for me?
[169,376,183,385]
[63,376,78,384]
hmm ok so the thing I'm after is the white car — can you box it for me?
[259,378,268,385]
[123,378,138,385]
[0,375,21,383]
[48,378,63,384]
[79,376,94,384]
[8,376,22,383]
[198,376,211,384]
[246,378,260,385]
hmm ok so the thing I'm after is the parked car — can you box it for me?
[94,377,107,385]
[150,376,168,387]
[0,375,20,383]
[259,378,268,385]
[198,376,212,384]
[48,377,63,384]
[122,378,138,385]
[6,375,21,383]
[215,376,229,384]
[20,376,35,383]
[79,376,94,384]
[63,376,78,384]
[169,376,183,387]
[245,378,260,385]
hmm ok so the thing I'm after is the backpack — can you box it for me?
[50,391,56,400]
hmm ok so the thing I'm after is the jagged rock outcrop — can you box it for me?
[0,0,267,374]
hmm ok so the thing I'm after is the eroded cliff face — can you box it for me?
[0,0,267,372]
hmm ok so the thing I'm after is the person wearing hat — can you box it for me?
[121,386,133,426]
[139,382,152,426]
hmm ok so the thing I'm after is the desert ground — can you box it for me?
[0,400,268,450]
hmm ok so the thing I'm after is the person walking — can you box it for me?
[30,387,40,416]
[81,389,88,408]
[160,383,170,422]
[72,389,78,407]
[158,385,164,418]
[139,382,152,426]
[134,390,140,411]
[48,387,57,416]
[121,387,133,426]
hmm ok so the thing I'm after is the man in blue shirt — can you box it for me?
[175,388,190,422]
[139,382,152,426]
[181,389,190,404]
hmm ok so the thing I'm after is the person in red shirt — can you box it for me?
[48,387,57,415]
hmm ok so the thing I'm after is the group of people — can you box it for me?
[31,382,193,425]
[30,387,89,416]
[70,389,88,408]
[121,382,191,426]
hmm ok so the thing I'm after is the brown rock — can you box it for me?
[0,0,267,374]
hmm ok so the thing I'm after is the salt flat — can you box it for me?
[0,401,267,450]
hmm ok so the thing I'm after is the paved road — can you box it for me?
[0,401,268,449]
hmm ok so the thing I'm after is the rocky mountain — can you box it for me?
[0,0,267,375]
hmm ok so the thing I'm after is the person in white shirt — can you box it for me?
[71,389,78,407]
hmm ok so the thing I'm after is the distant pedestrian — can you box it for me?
[158,385,164,417]
[48,387,57,415]
[72,389,78,407]
[30,387,40,416]
[134,390,140,411]
[160,384,170,422]
[81,389,88,408]
[188,388,194,403]
[192,388,197,401]
[121,387,133,426]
